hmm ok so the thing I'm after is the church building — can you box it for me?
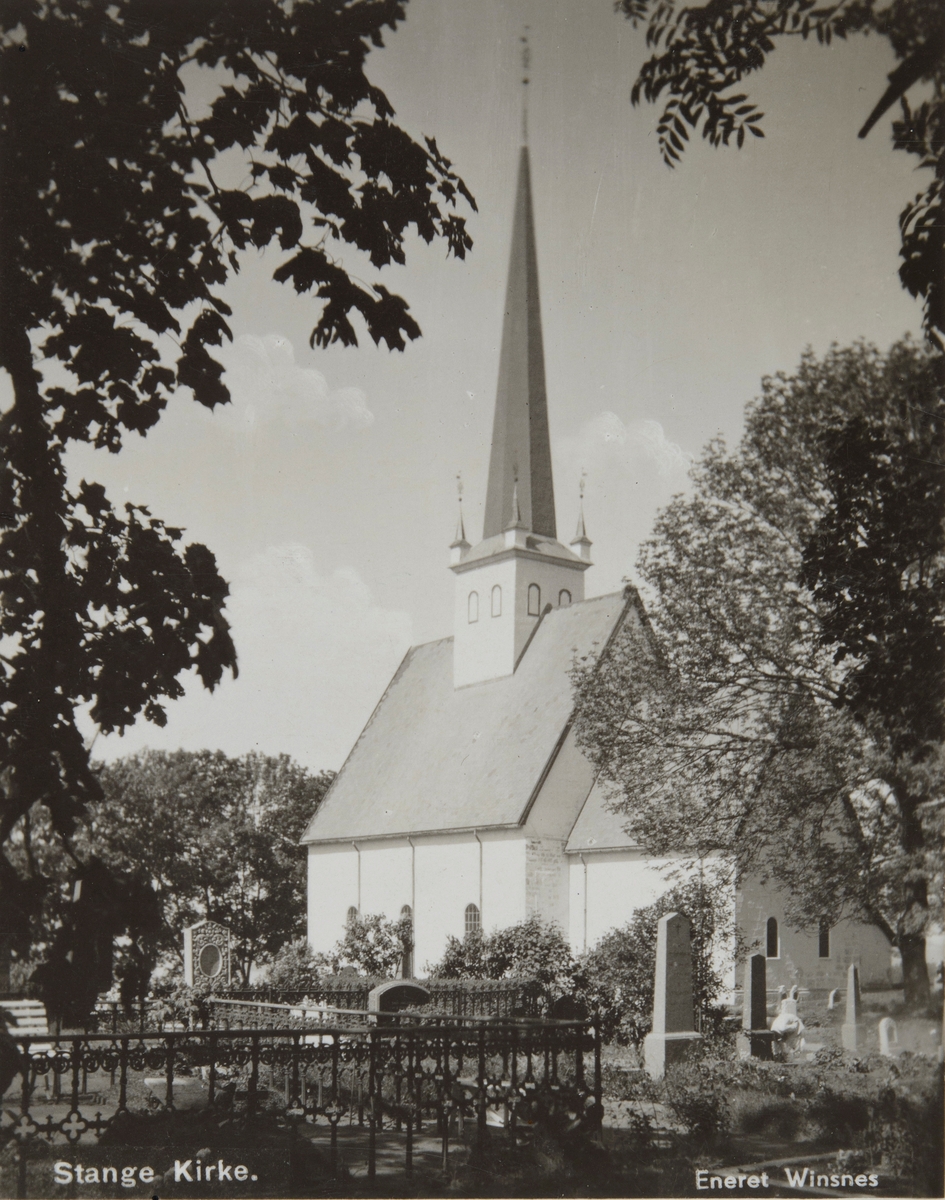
[302,143,895,992]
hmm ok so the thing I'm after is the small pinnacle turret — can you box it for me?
[570,503,592,561]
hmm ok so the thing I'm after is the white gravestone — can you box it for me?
[878,1017,900,1057]
[643,913,702,1079]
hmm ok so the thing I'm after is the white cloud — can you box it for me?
[95,546,412,771]
[216,333,374,433]
[553,412,695,595]
[576,412,694,478]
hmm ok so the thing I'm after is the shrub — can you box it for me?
[262,938,322,991]
[322,911,412,977]
[426,916,574,992]
[576,876,729,1044]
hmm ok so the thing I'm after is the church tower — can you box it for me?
[451,145,591,688]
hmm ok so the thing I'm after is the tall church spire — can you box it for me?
[482,145,556,540]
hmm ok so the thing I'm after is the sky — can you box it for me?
[47,0,923,773]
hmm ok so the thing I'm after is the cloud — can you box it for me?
[553,412,695,595]
[94,546,412,770]
[577,412,694,478]
[216,334,374,432]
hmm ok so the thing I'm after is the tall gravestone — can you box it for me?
[841,963,863,1052]
[643,913,702,1078]
[183,919,232,987]
[737,954,771,1060]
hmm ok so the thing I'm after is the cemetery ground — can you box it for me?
[2,986,942,1199]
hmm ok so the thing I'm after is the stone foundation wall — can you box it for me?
[525,837,568,931]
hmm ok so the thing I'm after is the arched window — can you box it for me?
[400,905,414,978]
[346,905,358,927]
[765,917,779,959]
[527,583,541,616]
[491,585,502,617]
[818,921,830,959]
[559,589,571,607]
[465,903,481,936]
[468,591,479,623]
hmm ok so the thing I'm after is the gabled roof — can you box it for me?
[565,778,641,853]
[302,591,633,844]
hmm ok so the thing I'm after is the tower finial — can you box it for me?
[507,475,526,531]
[520,28,530,144]
[451,471,470,556]
[571,470,592,560]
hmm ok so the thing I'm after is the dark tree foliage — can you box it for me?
[88,751,333,987]
[572,339,944,1007]
[0,0,473,995]
[618,0,944,342]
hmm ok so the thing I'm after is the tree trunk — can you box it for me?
[899,933,931,1010]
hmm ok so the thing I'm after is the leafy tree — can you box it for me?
[0,1,473,996]
[618,0,944,342]
[577,876,729,1045]
[85,750,333,986]
[572,339,943,1007]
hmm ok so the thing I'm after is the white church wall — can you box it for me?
[414,831,526,971]
[567,850,684,953]
[738,876,897,991]
[480,833,527,936]
[359,840,412,919]
[307,843,359,955]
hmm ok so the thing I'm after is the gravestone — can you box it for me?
[841,963,863,1052]
[183,919,232,987]
[643,913,702,1078]
[878,1017,900,1057]
[827,988,840,1010]
[368,980,430,1023]
[549,995,587,1021]
[737,954,771,1060]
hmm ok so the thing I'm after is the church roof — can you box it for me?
[482,145,556,540]
[565,778,641,853]
[302,591,632,844]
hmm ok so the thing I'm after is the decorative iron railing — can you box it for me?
[1,1017,601,1197]
[80,979,543,1036]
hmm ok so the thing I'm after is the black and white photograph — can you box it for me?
[1,0,943,1196]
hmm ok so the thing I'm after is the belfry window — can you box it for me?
[559,589,571,607]
[491,585,502,617]
[468,591,479,623]
[766,917,779,959]
[527,583,541,616]
[465,903,481,936]
[346,905,358,927]
[818,921,830,958]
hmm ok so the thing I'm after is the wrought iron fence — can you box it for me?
[79,979,542,1036]
[1,1017,601,1197]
